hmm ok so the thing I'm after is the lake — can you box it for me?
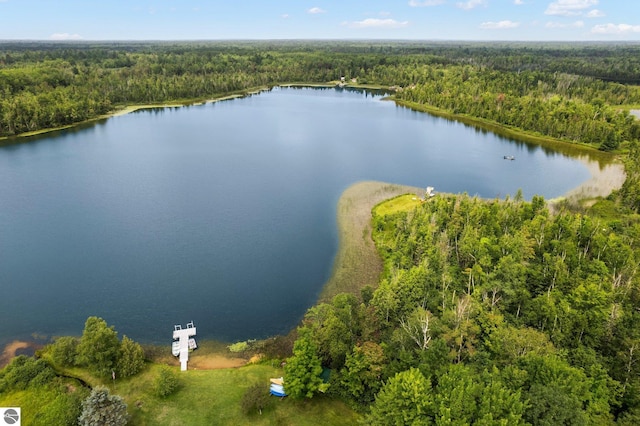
[0,87,601,345]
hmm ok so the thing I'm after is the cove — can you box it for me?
[0,87,607,345]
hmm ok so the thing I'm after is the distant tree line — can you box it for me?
[2,41,640,152]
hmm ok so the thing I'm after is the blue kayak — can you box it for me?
[270,384,287,397]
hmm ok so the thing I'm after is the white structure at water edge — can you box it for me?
[172,321,197,371]
[425,186,436,198]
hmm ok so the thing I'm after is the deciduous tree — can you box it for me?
[284,328,325,399]
[76,316,121,378]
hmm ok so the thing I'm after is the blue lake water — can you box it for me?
[0,87,594,345]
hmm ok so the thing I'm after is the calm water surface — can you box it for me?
[0,87,593,345]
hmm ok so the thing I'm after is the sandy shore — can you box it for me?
[187,354,247,370]
[109,93,256,118]
[0,340,40,368]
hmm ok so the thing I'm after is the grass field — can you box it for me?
[0,357,361,426]
[373,193,424,217]
[113,362,360,426]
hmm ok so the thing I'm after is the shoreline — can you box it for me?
[0,171,625,368]
[394,99,618,167]
[0,89,272,142]
[318,159,625,302]
[319,181,424,302]
[0,86,629,368]
[548,157,626,206]
[0,340,41,368]
[0,83,389,142]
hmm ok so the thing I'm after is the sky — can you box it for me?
[0,0,639,42]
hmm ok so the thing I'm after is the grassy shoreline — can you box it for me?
[319,181,423,302]
[393,99,618,164]
[0,82,391,142]
[0,88,271,142]
[2,83,620,167]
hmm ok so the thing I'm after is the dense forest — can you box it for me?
[285,187,640,424]
[2,41,640,424]
[2,41,640,151]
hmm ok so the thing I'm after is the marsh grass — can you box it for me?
[319,181,422,302]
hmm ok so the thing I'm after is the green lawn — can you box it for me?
[116,363,360,426]
[373,193,423,217]
[1,361,360,426]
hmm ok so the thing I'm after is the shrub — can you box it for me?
[241,382,272,415]
[153,366,180,398]
[50,336,79,367]
[227,341,249,353]
[0,356,55,392]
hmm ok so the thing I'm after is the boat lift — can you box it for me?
[172,321,197,371]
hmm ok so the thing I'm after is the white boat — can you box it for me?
[172,340,180,357]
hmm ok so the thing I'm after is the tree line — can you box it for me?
[2,41,640,153]
[284,192,640,424]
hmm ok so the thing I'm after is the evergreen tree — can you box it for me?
[78,386,128,426]
[116,335,145,378]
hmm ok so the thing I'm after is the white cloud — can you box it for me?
[408,0,445,6]
[457,0,488,11]
[345,18,410,29]
[546,20,584,28]
[586,9,604,18]
[591,23,640,34]
[479,20,520,29]
[514,0,525,4]
[49,33,83,40]
[545,0,598,17]
[307,7,326,14]
[281,14,290,19]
